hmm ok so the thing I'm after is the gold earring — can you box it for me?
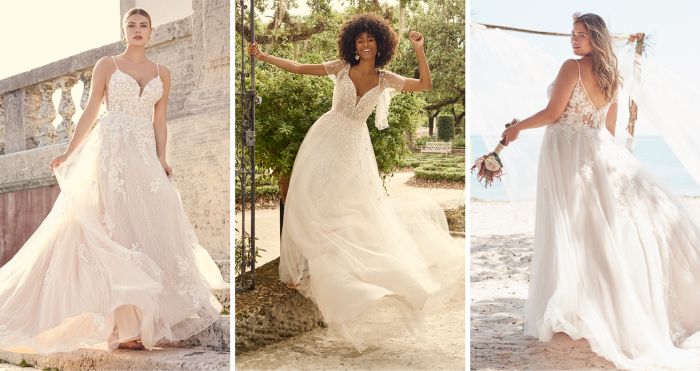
[355,52,359,60]
[122,38,128,47]
[378,52,380,57]
[147,38,153,47]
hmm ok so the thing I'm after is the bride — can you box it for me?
[501,12,700,369]
[0,8,227,354]
[247,13,464,351]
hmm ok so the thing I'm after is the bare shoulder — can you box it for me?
[156,64,171,80]
[93,56,117,78]
[556,59,580,82]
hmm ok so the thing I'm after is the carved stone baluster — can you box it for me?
[77,70,92,110]
[35,82,58,147]
[54,76,78,143]
[0,95,5,155]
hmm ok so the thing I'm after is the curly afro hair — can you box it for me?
[337,13,399,68]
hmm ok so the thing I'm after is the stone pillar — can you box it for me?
[54,76,78,144]
[77,70,92,110]
[35,82,58,148]
[0,95,5,155]
[3,88,42,154]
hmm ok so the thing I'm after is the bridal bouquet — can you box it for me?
[471,119,519,188]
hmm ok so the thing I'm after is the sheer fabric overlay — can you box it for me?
[525,59,700,369]
[0,58,228,355]
[279,60,464,352]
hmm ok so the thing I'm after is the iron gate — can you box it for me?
[233,0,262,294]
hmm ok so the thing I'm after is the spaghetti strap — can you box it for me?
[156,63,159,77]
[573,59,581,78]
[111,56,119,70]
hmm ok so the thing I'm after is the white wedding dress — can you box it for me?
[0,57,228,354]
[279,60,464,352]
[524,60,700,369]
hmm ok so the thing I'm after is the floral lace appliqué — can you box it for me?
[103,212,115,238]
[613,190,632,217]
[151,178,161,193]
[78,242,90,263]
[580,156,594,180]
[109,157,127,203]
[0,325,10,336]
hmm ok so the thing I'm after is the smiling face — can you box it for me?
[571,22,593,56]
[355,32,377,61]
[122,14,152,46]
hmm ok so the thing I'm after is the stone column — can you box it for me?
[3,88,42,154]
[54,76,78,144]
[35,82,58,148]
[77,70,92,110]
[0,95,5,155]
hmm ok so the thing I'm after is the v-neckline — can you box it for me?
[578,76,609,111]
[114,69,160,97]
[347,65,380,108]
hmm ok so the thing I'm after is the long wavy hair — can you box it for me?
[573,13,623,102]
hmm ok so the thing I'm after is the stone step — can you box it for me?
[214,260,230,283]
[0,347,229,371]
[162,316,229,351]
[213,288,230,313]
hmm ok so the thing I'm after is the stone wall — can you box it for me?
[0,0,230,265]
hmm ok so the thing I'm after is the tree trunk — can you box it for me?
[399,1,405,33]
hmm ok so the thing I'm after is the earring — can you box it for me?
[122,38,128,47]
[147,38,153,47]
[378,52,380,57]
[355,52,359,60]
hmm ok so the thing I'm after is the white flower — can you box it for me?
[92,314,105,330]
[474,157,484,168]
[484,157,501,171]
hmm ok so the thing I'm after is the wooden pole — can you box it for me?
[477,23,570,36]
[626,33,644,153]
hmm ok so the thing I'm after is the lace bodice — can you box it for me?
[322,60,406,130]
[546,60,616,131]
[107,57,163,119]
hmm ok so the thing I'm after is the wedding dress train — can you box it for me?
[0,57,228,354]
[279,60,465,352]
[524,60,700,369]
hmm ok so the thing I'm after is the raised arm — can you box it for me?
[153,65,172,177]
[247,43,327,75]
[400,31,432,92]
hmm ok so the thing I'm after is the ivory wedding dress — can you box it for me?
[524,60,700,369]
[0,57,227,354]
[279,60,464,352]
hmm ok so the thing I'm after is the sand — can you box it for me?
[470,198,700,370]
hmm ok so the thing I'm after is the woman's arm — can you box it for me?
[61,58,110,154]
[247,43,327,75]
[501,59,580,146]
[605,102,618,137]
[401,31,432,92]
[153,65,172,177]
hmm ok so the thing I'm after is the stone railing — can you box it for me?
[0,72,91,156]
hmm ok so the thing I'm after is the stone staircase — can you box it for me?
[0,261,231,370]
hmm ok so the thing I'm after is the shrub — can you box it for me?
[437,116,455,141]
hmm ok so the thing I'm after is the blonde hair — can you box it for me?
[122,8,152,28]
[573,13,622,102]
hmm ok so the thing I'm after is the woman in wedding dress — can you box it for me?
[0,8,227,354]
[247,13,464,351]
[501,13,700,369]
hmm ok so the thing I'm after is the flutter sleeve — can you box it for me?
[322,60,349,83]
[375,70,407,130]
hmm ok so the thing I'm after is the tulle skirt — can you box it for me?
[525,123,700,369]
[279,110,465,352]
[0,111,227,355]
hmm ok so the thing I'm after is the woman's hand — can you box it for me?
[409,31,424,49]
[501,124,521,146]
[49,153,69,175]
[247,43,264,59]
[160,158,173,178]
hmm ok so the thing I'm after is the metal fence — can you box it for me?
[233,0,262,294]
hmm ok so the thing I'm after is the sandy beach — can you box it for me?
[470,198,700,370]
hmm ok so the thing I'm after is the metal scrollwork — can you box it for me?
[235,0,258,293]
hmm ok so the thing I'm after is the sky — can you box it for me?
[470,0,700,136]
